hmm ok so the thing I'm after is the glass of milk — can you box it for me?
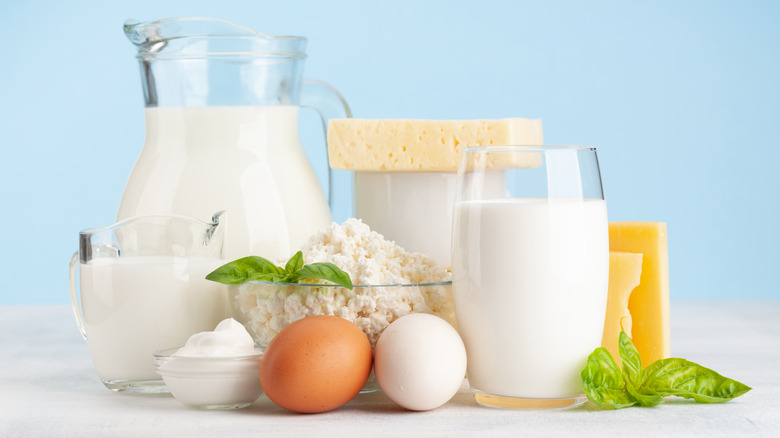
[451,146,608,409]
[68,212,230,392]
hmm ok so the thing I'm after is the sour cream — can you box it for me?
[155,318,263,409]
[172,318,256,357]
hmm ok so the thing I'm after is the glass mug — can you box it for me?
[451,146,609,409]
[69,212,230,392]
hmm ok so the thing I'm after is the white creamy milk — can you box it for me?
[452,198,608,398]
[80,256,229,382]
[117,106,331,260]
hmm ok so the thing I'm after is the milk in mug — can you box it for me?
[452,198,608,398]
[80,256,230,383]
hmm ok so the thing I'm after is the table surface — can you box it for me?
[1,301,778,438]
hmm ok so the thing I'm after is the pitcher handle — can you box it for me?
[69,251,87,341]
[300,80,352,211]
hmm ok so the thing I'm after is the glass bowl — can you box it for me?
[153,347,263,409]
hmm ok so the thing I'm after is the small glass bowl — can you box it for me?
[153,348,263,409]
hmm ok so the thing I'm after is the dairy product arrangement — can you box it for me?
[67,16,751,420]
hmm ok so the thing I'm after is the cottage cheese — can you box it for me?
[232,218,454,346]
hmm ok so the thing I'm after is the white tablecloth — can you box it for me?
[1,302,778,437]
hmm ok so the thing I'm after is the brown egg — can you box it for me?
[259,315,373,413]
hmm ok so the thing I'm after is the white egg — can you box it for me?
[374,313,467,411]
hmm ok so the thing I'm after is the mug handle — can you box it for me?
[69,251,87,341]
[301,79,352,215]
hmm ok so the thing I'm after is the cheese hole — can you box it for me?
[619,316,632,336]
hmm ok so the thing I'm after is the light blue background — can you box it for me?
[1,0,778,304]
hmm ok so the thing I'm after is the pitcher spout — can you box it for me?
[124,17,309,107]
[205,210,226,249]
[123,17,307,57]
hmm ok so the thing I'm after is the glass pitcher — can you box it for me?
[118,17,351,260]
[69,212,229,392]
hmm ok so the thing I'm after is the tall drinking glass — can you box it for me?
[452,145,608,409]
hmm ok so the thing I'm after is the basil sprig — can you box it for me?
[581,331,751,409]
[205,251,353,290]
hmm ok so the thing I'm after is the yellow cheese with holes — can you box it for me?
[608,222,670,366]
[327,118,543,171]
[603,251,643,366]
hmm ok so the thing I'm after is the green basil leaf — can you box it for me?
[640,358,752,403]
[581,347,637,409]
[618,331,643,387]
[205,256,285,285]
[263,272,293,283]
[625,379,665,407]
[244,272,294,285]
[288,262,354,290]
[284,251,304,274]
[615,331,664,407]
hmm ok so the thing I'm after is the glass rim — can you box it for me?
[79,211,224,237]
[244,280,452,288]
[461,145,596,153]
[125,17,308,59]
[153,347,262,360]
[124,17,308,43]
[135,51,308,60]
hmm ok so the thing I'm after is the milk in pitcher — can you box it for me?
[117,106,331,260]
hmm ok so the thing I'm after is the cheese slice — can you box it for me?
[327,118,543,171]
[608,222,670,366]
[602,251,643,366]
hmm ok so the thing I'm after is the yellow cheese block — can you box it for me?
[602,251,643,366]
[608,222,670,366]
[327,118,543,171]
